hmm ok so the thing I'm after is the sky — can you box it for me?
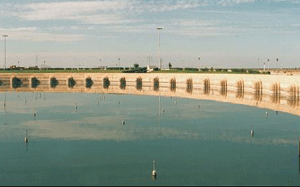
[0,0,300,69]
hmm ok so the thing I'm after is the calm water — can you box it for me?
[0,92,299,185]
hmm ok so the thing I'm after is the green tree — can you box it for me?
[168,62,172,69]
[134,63,139,69]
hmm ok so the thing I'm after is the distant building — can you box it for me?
[147,65,159,72]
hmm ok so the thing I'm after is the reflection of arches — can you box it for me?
[186,78,193,93]
[236,80,244,99]
[204,79,210,95]
[12,77,22,88]
[68,77,76,88]
[170,78,176,92]
[120,77,126,90]
[271,83,280,104]
[220,80,227,96]
[136,77,142,91]
[86,77,93,88]
[254,81,262,101]
[31,77,40,88]
[103,77,110,89]
[154,77,159,91]
[287,85,299,107]
[50,77,58,88]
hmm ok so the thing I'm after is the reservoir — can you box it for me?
[0,92,299,185]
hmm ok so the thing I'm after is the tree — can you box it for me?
[134,63,139,69]
[168,62,172,69]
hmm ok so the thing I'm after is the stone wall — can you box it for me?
[0,73,299,116]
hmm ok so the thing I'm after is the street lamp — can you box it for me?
[267,59,270,70]
[2,35,8,70]
[99,59,101,69]
[198,57,201,71]
[118,58,120,71]
[276,58,279,71]
[157,28,162,69]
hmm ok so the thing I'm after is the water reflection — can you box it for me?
[0,92,299,185]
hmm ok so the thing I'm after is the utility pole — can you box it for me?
[198,57,201,71]
[157,28,162,69]
[3,35,8,70]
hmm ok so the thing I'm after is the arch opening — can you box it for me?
[220,80,227,96]
[68,77,76,88]
[271,83,280,104]
[136,77,142,91]
[12,77,22,88]
[170,78,176,93]
[236,80,244,99]
[120,77,126,90]
[154,77,159,91]
[50,77,58,88]
[287,85,299,107]
[204,79,210,95]
[254,81,262,101]
[31,77,40,88]
[86,77,93,88]
[103,77,110,89]
[186,78,193,93]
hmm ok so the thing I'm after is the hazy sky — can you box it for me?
[0,0,300,68]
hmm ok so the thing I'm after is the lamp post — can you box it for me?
[99,59,101,69]
[198,57,201,71]
[276,58,279,71]
[118,58,120,71]
[267,59,270,70]
[2,35,8,70]
[157,28,162,69]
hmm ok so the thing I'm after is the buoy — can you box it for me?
[250,130,254,137]
[122,121,125,125]
[152,160,157,178]
[24,137,28,143]
[162,109,165,113]
[24,130,28,144]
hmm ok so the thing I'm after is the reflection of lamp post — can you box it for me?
[157,28,162,69]
[2,35,8,70]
